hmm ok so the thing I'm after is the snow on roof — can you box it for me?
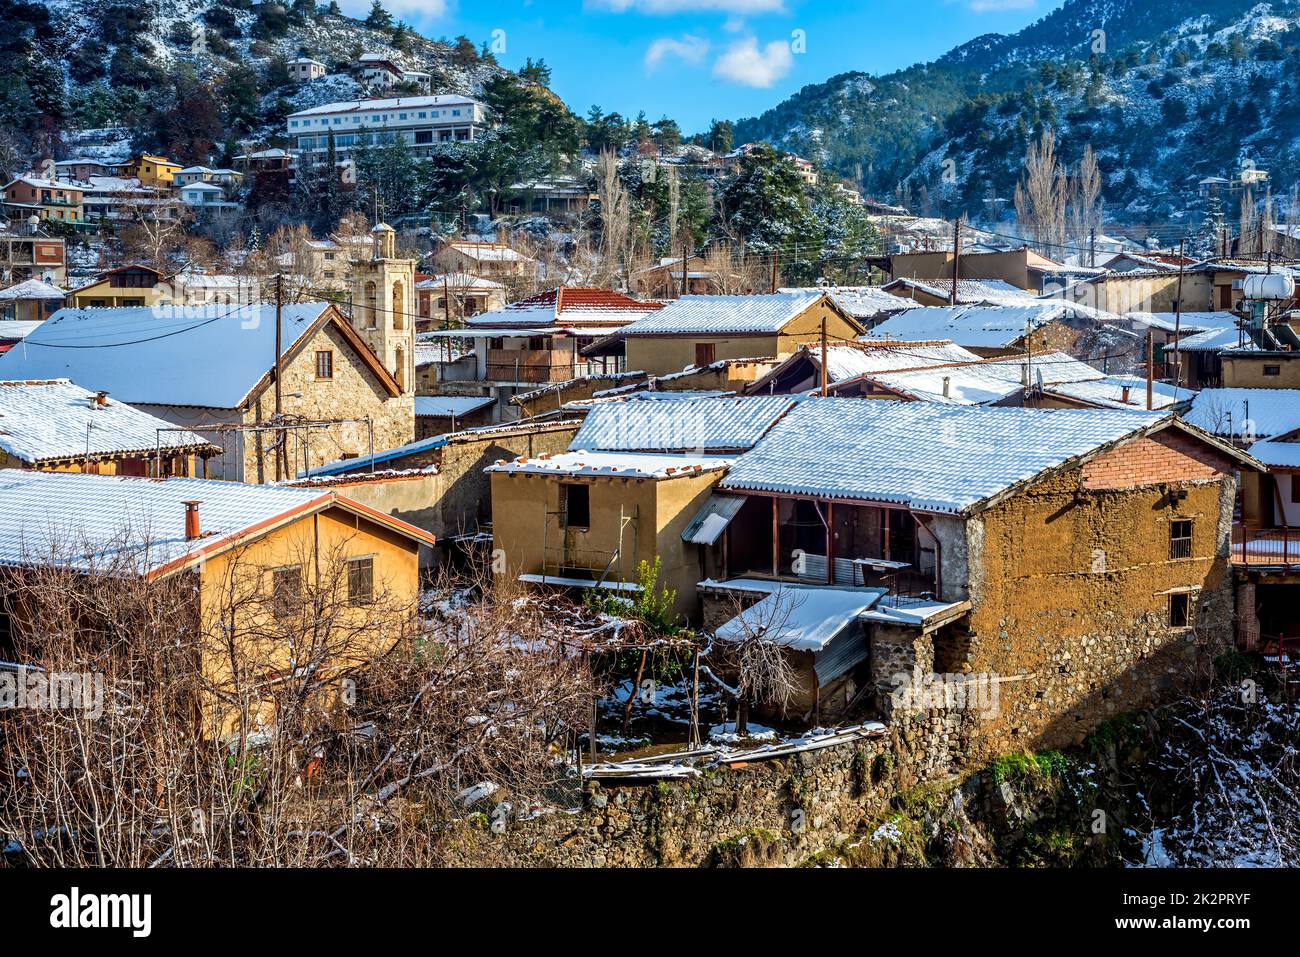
[865,352,1103,405]
[0,379,213,464]
[1247,433,1300,469]
[1044,375,1189,411]
[882,277,1035,305]
[1127,311,1240,334]
[289,94,479,118]
[565,389,733,410]
[0,470,328,574]
[780,286,920,319]
[0,279,65,300]
[447,242,532,263]
[414,395,495,417]
[614,291,830,336]
[864,302,1116,350]
[1185,389,1300,440]
[571,395,796,452]
[0,302,334,409]
[466,287,661,329]
[1166,326,1255,353]
[715,583,885,652]
[720,398,1174,515]
[416,272,505,290]
[0,322,43,341]
[825,341,984,381]
[487,450,733,480]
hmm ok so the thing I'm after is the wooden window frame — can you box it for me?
[347,555,375,605]
[271,565,304,620]
[1168,591,1194,630]
[315,349,334,380]
[1169,519,1193,560]
[563,482,590,529]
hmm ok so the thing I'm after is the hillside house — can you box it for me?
[424,287,662,420]
[0,470,433,730]
[123,155,182,188]
[353,53,431,92]
[888,247,1076,293]
[440,242,536,282]
[584,292,864,377]
[288,57,327,82]
[415,273,506,326]
[632,256,756,298]
[0,379,216,475]
[780,286,922,329]
[2,177,84,224]
[0,278,65,322]
[287,95,487,161]
[66,264,171,309]
[0,227,65,285]
[503,178,598,217]
[702,399,1254,749]
[0,302,414,484]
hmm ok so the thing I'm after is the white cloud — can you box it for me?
[645,35,711,71]
[712,36,793,87]
[968,0,1037,12]
[591,0,785,14]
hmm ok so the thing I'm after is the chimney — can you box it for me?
[942,376,951,399]
[1121,385,1132,405]
[1021,364,1030,387]
[91,390,109,409]
[183,500,202,541]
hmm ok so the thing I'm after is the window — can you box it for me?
[1170,519,1193,559]
[315,350,334,379]
[1168,592,1193,629]
[564,483,590,528]
[272,566,303,620]
[347,557,374,605]
[1264,365,1281,377]
[695,342,716,367]
[1291,477,1300,505]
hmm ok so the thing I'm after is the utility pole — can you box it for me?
[1089,227,1096,269]
[950,218,961,306]
[442,275,453,362]
[680,243,689,298]
[1146,329,1155,411]
[274,272,285,483]
[1024,317,1033,399]
[770,251,779,294]
[819,316,828,397]
[1172,237,1186,390]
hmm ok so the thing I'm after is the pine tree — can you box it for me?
[365,0,392,30]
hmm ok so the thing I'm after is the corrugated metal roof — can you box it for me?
[0,303,332,409]
[571,395,796,452]
[866,351,1103,405]
[414,395,495,417]
[865,302,1120,349]
[714,583,885,653]
[615,292,828,335]
[720,398,1169,515]
[1185,388,1300,439]
[681,493,746,545]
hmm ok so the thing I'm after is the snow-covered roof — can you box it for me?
[466,287,660,329]
[864,352,1103,405]
[447,242,532,263]
[0,379,213,465]
[0,279,65,301]
[0,471,323,575]
[864,302,1118,350]
[715,583,885,652]
[614,292,831,336]
[720,398,1182,515]
[289,94,480,118]
[416,272,504,291]
[882,277,1035,305]
[1184,389,1300,440]
[414,395,495,417]
[1127,311,1239,334]
[779,286,920,319]
[1247,433,1300,469]
[0,322,43,341]
[0,302,336,409]
[571,395,796,452]
[487,450,733,480]
[1166,326,1256,353]
[1044,375,1189,411]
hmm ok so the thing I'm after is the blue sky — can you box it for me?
[346,0,1066,133]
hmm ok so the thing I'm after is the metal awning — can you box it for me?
[681,493,746,545]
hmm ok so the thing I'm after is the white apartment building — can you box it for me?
[287,95,489,159]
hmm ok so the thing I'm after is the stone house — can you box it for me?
[584,292,864,377]
[0,302,414,484]
[695,398,1255,756]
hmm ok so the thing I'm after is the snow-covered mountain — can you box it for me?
[733,0,1300,227]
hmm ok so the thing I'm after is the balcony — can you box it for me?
[1232,525,1300,567]
[486,347,574,384]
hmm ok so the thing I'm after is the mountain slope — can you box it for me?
[733,0,1299,226]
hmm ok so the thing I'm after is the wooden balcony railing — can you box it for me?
[486,348,574,384]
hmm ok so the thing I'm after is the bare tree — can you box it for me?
[116,198,195,270]
[709,590,802,735]
[1014,128,1068,252]
[1069,143,1104,264]
[595,150,631,289]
